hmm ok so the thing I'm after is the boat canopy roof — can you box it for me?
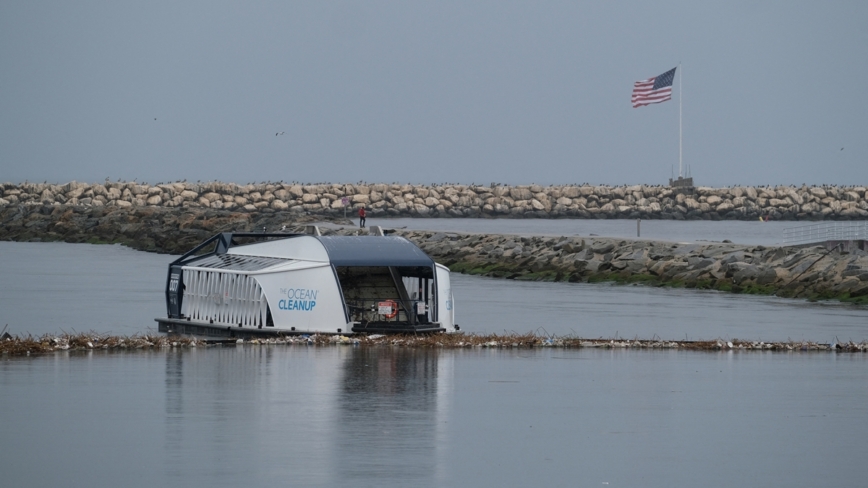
[316,235,434,267]
[226,235,329,262]
[218,235,435,268]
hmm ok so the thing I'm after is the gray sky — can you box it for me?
[1,1,865,187]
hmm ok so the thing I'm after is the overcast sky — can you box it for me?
[1,1,865,187]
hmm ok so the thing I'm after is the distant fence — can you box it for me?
[783,221,868,246]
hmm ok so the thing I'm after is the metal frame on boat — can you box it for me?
[156,229,455,336]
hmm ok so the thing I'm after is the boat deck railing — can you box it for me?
[782,221,868,246]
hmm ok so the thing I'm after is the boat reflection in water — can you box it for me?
[162,346,452,486]
[337,347,452,483]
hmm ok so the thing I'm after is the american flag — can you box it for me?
[631,67,676,108]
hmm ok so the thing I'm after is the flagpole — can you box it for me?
[679,63,682,178]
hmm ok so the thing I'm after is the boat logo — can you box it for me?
[278,288,318,311]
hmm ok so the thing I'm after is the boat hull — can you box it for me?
[156,318,446,338]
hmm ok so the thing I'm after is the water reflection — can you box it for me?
[160,346,451,486]
[337,347,450,484]
[164,350,188,479]
[2,347,867,487]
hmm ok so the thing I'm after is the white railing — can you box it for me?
[181,269,268,327]
[783,221,868,246]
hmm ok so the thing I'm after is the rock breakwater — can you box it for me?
[3,180,868,220]
[2,204,867,303]
[0,204,326,254]
[401,230,868,304]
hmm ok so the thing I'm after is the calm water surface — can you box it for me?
[1,347,866,488]
[1,241,865,342]
[1,240,867,487]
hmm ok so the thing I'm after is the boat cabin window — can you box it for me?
[335,266,436,325]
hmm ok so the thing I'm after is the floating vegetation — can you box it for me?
[0,332,200,356]
[1,331,866,357]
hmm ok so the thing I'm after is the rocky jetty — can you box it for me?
[401,230,868,303]
[0,204,327,254]
[3,180,868,220]
[2,204,867,303]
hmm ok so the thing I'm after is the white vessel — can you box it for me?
[156,229,455,337]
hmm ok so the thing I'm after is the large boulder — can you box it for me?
[561,187,580,198]
[769,198,789,207]
[509,187,532,200]
[809,187,827,199]
[757,268,788,285]
[732,264,760,284]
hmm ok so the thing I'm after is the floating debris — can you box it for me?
[0,333,201,356]
[0,332,866,357]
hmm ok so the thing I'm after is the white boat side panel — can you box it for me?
[181,269,268,327]
[226,236,330,262]
[255,266,349,333]
[435,264,454,330]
